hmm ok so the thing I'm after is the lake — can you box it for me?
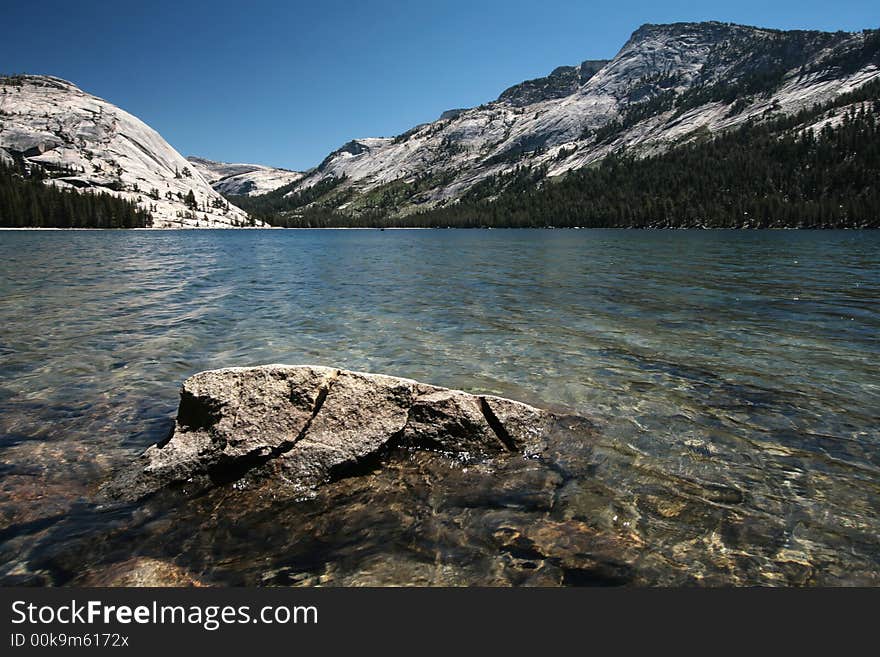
[1,228,878,585]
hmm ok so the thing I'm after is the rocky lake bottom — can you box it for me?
[0,228,878,586]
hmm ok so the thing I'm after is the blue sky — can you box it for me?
[2,0,877,170]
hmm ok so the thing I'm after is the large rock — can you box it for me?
[115,365,558,498]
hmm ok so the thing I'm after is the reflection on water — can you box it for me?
[0,229,878,585]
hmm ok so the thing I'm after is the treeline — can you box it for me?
[0,160,152,228]
[264,206,384,228]
[258,79,880,229]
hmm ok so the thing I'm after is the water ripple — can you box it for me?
[0,228,878,583]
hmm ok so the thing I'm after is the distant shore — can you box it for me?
[0,226,439,231]
[3,226,873,232]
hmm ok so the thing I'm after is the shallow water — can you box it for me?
[0,228,878,585]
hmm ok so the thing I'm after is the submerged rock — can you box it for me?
[111,365,559,499]
[41,365,858,586]
[80,558,204,587]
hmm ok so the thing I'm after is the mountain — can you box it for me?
[406,81,880,229]
[0,75,256,228]
[236,21,879,222]
[187,156,304,197]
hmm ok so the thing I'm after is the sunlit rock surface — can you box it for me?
[112,365,557,498]
[0,75,255,228]
[187,156,303,197]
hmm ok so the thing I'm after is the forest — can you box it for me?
[0,159,152,228]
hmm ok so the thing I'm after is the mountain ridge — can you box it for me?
[5,21,877,228]
[223,20,879,223]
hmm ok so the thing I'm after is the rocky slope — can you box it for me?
[0,75,256,228]
[187,156,303,196]
[260,22,879,218]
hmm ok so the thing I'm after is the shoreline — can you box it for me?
[1,226,874,232]
[0,226,439,231]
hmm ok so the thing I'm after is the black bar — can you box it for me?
[1,587,876,654]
